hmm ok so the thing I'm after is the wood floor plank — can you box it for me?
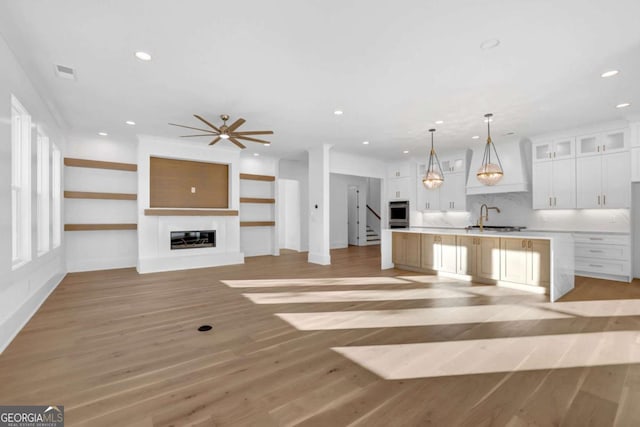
[1,246,640,426]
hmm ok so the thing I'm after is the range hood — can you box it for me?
[466,137,531,195]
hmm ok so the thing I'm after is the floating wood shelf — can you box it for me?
[65,224,137,231]
[240,197,276,204]
[240,173,275,182]
[144,209,239,216]
[240,221,276,227]
[65,191,137,200]
[64,157,137,172]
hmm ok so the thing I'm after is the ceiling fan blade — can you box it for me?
[234,135,271,144]
[169,123,215,133]
[232,130,274,136]
[228,137,247,149]
[208,137,222,146]
[194,114,221,132]
[226,118,246,132]
[180,133,218,138]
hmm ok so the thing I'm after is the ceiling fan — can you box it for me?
[168,114,273,149]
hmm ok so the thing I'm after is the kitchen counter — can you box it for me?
[381,228,575,302]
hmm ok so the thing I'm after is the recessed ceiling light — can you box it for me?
[362,141,369,145]
[135,51,152,61]
[480,38,500,50]
[616,102,631,109]
[403,150,409,154]
[98,132,108,136]
[601,70,619,78]
[334,110,343,116]
[472,135,480,139]
[435,120,444,125]
[125,120,136,126]
[253,153,260,156]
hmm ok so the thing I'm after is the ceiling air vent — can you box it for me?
[55,64,76,80]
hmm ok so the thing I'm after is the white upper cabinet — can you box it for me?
[576,151,630,209]
[388,176,410,201]
[532,140,576,210]
[577,129,628,157]
[532,138,575,162]
[440,156,466,174]
[387,163,411,179]
[416,164,440,211]
[439,172,466,211]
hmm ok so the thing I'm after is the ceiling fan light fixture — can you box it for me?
[423,128,444,190]
[476,113,504,186]
[220,133,230,139]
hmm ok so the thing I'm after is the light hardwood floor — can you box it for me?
[1,246,640,426]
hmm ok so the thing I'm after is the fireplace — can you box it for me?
[170,230,216,250]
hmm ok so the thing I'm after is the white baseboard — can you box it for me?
[67,255,137,273]
[308,252,331,265]
[0,272,66,354]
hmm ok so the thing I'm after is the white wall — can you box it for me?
[280,157,309,251]
[308,145,331,264]
[633,183,640,278]
[137,135,243,273]
[330,174,368,249]
[64,133,138,272]
[239,155,279,257]
[278,179,301,251]
[0,34,67,352]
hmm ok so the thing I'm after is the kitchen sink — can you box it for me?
[465,225,526,232]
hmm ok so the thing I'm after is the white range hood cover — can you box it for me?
[466,138,531,195]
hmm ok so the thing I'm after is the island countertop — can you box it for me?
[384,227,574,241]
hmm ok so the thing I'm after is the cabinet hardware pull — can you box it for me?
[554,197,557,206]
[603,145,606,152]
[522,240,526,248]
[528,240,532,249]
[554,152,556,158]
[597,195,600,205]
[597,146,600,152]
[589,237,603,241]
[549,197,552,206]
[589,264,603,268]
[589,250,603,253]
[603,195,606,205]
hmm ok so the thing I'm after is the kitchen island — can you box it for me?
[381,228,574,302]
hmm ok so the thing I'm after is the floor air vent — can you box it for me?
[198,325,213,332]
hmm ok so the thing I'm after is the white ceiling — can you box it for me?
[1,0,639,160]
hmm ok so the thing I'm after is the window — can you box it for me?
[51,144,61,249]
[11,95,32,268]
[37,128,50,255]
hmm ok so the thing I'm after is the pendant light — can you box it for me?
[422,128,444,189]
[476,113,504,186]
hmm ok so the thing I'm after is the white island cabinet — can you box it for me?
[381,228,574,302]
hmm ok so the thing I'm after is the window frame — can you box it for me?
[11,95,32,269]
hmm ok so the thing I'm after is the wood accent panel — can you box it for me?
[1,246,637,426]
[144,209,239,216]
[64,191,137,200]
[240,221,276,227]
[150,157,229,208]
[64,157,137,171]
[240,173,276,182]
[64,223,137,231]
[240,197,276,204]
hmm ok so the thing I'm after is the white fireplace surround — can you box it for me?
[137,135,244,273]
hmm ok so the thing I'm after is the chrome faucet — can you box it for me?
[478,204,501,232]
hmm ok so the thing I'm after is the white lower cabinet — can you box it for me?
[574,233,631,282]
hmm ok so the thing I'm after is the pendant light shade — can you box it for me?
[476,113,504,186]
[422,128,444,190]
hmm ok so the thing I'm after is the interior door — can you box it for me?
[552,158,576,209]
[500,238,528,283]
[576,156,602,208]
[532,161,553,209]
[601,152,630,208]
[347,186,359,245]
